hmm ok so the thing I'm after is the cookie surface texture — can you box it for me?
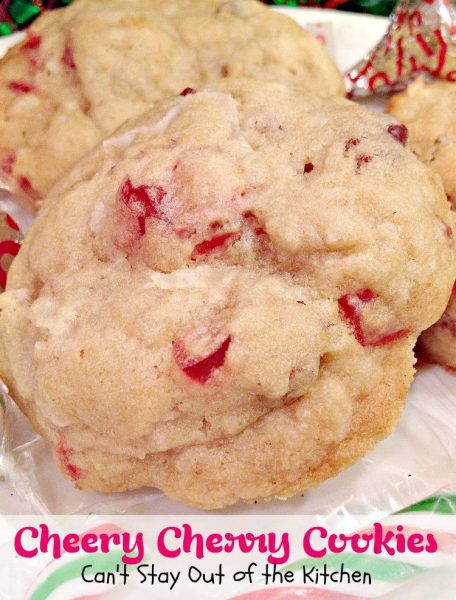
[1,79,454,509]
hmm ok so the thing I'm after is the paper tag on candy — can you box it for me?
[346,0,456,97]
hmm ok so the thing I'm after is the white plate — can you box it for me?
[0,8,455,517]
[275,7,388,71]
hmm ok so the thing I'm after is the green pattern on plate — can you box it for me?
[396,494,456,515]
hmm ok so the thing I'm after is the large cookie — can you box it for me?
[0,0,344,205]
[1,79,454,509]
[388,78,456,367]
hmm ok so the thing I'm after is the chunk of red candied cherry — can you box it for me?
[173,336,231,383]
[56,442,81,481]
[7,81,35,94]
[242,210,269,239]
[180,87,195,96]
[119,177,167,237]
[22,31,41,51]
[338,289,408,347]
[345,138,360,152]
[21,31,42,68]
[338,289,375,347]
[369,328,410,346]
[18,175,39,200]
[191,232,240,258]
[0,240,21,289]
[356,155,372,170]
[387,124,408,146]
[304,162,314,174]
[62,43,76,70]
[0,150,16,176]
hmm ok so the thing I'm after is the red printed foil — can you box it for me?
[346,0,456,97]
[0,211,22,291]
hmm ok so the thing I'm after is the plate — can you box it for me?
[0,8,455,517]
[275,7,388,72]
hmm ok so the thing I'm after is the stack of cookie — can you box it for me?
[0,0,454,509]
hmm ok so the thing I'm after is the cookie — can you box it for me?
[1,79,454,509]
[387,78,456,206]
[388,78,456,367]
[418,283,456,367]
[0,0,344,205]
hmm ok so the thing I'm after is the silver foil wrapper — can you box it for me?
[346,0,456,97]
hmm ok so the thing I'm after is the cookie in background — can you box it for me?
[388,77,456,368]
[0,0,344,206]
[387,78,456,206]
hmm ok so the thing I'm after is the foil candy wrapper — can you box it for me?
[0,187,28,292]
[346,0,456,97]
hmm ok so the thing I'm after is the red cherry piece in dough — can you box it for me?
[56,442,81,481]
[173,336,231,383]
[338,289,408,347]
[387,124,408,145]
[345,138,360,152]
[180,87,195,96]
[7,81,35,93]
[0,240,20,289]
[62,44,76,70]
[243,211,267,238]
[0,151,16,175]
[356,155,372,170]
[18,175,39,200]
[338,288,375,345]
[368,328,409,346]
[120,177,167,237]
[22,31,41,51]
[192,232,240,257]
[304,162,314,174]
